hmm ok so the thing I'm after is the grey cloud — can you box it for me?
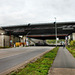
[0,0,75,26]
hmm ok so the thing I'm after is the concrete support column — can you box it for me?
[4,35,5,47]
[26,37,29,46]
[9,34,14,47]
[22,36,29,46]
[24,36,30,46]
[65,36,68,46]
[1,33,4,47]
[9,33,11,47]
[43,40,46,45]
[24,36,26,46]
[23,36,26,46]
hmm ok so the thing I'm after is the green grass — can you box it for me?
[10,47,59,75]
[46,39,65,44]
[0,46,10,49]
[66,46,75,58]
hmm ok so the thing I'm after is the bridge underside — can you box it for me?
[27,35,66,39]
[2,22,75,40]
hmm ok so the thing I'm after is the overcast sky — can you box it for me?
[0,0,75,26]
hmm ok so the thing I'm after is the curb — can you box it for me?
[0,48,54,75]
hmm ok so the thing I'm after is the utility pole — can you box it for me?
[54,17,57,47]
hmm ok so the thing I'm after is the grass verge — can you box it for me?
[66,46,75,58]
[0,46,10,49]
[10,47,59,75]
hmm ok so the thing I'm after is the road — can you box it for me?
[0,46,53,74]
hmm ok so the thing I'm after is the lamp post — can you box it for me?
[54,17,57,47]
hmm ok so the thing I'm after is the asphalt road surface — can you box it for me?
[0,46,53,74]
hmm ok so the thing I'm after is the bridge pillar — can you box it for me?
[43,40,46,45]
[23,36,29,46]
[9,33,11,47]
[72,33,75,40]
[65,36,68,46]
[68,33,75,42]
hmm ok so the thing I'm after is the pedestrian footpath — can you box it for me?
[48,47,75,75]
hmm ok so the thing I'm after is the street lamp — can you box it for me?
[54,17,57,47]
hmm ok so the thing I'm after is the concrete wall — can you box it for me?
[0,35,3,47]
[0,29,6,47]
[72,33,75,40]
[0,28,20,47]
[29,38,45,45]
[0,29,5,34]
[0,35,10,47]
[4,35,10,47]
[68,33,75,41]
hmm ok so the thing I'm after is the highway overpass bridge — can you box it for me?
[1,22,75,46]
[2,22,75,39]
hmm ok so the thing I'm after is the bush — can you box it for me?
[70,40,75,46]
[0,46,10,48]
[66,46,75,57]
